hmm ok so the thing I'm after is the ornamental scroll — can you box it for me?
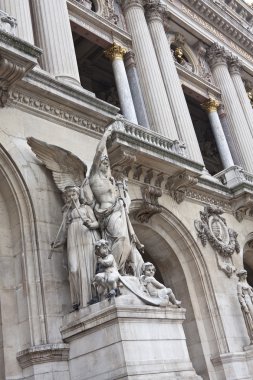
[194,205,240,277]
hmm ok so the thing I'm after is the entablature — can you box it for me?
[67,0,131,48]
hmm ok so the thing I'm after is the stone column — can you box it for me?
[218,105,240,166]
[30,0,80,85]
[228,58,253,137]
[206,44,253,173]
[124,51,150,128]
[145,2,204,164]
[0,0,34,43]
[105,44,138,124]
[201,99,234,169]
[121,0,178,139]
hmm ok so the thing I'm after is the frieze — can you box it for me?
[9,90,105,135]
[170,0,253,64]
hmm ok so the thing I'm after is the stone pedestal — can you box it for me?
[61,296,200,379]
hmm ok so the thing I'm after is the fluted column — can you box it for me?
[105,44,138,124]
[201,99,234,169]
[121,0,178,139]
[0,0,34,43]
[145,2,203,164]
[228,58,253,137]
[124,51,150,128]
[218,105,240,166]
[206,44,253,173]
[30,0,80,85]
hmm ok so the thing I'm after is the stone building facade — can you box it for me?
[1,0,253,379]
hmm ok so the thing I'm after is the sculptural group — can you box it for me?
[27,126,181,310]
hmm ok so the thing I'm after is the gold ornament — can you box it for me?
[104,43,127,61]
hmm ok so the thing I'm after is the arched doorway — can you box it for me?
[131,204,228,380]
[0,144,46,378]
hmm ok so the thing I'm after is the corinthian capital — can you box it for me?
[104,43,127,61]
[228,57,242,75]
[206,43,228,69]
[201,98,220,113]
[120,0,144,12]
[144,1,167,23]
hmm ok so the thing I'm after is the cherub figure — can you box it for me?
[140,262,181,307]
[93,239,120,300]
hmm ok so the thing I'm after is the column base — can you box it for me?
[61,295,201,380]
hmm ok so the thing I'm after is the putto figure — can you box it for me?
[140,262,181,307]
[93,239,120,300]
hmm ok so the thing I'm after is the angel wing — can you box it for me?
[27,137,87,192]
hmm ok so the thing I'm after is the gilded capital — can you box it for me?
[104,43,127,61]
[206,43,228,70]
[201,98,220,113]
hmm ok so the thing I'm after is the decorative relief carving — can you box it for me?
[0,57,25,106]
[165,171,198,204]
[101,0,119,24]
[231,194,253,222]
[194,205,240,276]
[194,42,214,83]
[135,184,162,223]
[9,90,105,134]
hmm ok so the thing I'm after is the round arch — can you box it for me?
[0,142,47,377]
[130,201,229,379]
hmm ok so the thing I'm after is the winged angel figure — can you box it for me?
[28,127,145,309]
[27,137,100,310]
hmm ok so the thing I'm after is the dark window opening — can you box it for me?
[72,30,120,108]
[185,94,223,175]
[243,246,253,288]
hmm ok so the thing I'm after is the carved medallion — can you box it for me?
[194,205,240,277]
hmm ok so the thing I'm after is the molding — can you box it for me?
[67,0,132,48]
[0,30,42,106]
[181,0,253,57]
[165,170,198,204]
[16,343,70,369]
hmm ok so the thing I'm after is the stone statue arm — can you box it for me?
[82,205,99,230]
[150,277,165,290]
[89,127,112,177]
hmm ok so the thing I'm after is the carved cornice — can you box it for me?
[228,56,242,75]
[201,98,220,113]
[206,43,229,69]
[104,42,127,61]
[182,0,253,57]
[17,344,70,369]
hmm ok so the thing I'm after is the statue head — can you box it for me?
[236,269,247,280]
[95,239,109,258]
[63,186,80,205]
[141,262,155,277]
